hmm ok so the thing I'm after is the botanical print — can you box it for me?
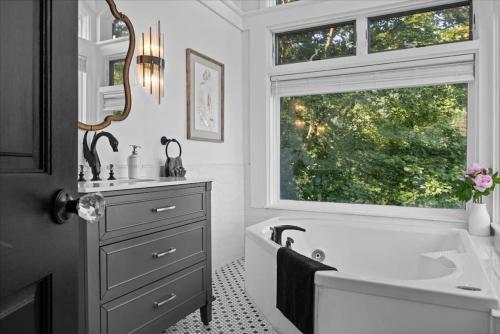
[186,48,224,142]
[194,62,219,133]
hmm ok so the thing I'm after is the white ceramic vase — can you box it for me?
[468,203,491,236]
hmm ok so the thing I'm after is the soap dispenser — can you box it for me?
[127,145,142,179]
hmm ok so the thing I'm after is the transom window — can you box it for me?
[112,19,128,39]
[275,21,356,65]
[274,1,472,66]
[369,2,472,53]
[276,0,300,5]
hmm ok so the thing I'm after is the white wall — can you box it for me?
[78,0,245,269]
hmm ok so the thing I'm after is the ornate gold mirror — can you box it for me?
[78,0,135,131]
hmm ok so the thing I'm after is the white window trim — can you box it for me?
[493,0,500,226]
[265,2,479,223]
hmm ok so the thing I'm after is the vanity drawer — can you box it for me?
[100,221,207,302]
[101,185,207,240]
[100,263,207,334]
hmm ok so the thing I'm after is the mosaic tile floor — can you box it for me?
[165,258,278,334]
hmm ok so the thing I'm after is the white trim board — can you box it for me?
[492,0,500,225]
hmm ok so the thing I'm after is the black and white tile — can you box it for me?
[165,258,277,334]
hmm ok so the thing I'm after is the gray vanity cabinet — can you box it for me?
[80,182,212,334]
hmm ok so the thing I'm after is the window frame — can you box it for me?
[367,1,473,54]
[265,0,480,223]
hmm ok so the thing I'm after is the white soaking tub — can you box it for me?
[245,217,499,334]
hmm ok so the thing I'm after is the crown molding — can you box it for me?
[197,0,244,31]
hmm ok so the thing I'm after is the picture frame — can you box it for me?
[186,48,224,142]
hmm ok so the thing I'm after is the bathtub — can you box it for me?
[245,217,499,334]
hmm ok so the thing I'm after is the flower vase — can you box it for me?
[468,203,491,236]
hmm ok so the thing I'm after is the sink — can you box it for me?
[80,178,155,188]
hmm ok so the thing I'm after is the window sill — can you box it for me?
[267,200,466,224]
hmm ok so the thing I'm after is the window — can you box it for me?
[276,0,299,5]
[279,84,467,209]
[275,21,356,65]
[112,19,128,39]
[262,2,480,216]
[369,2,472,53]
[109,59,125,86]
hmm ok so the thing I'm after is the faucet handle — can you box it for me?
[78,165,86,182]
[108,164,116,180]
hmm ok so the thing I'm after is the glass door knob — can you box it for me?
[53,190,105,224]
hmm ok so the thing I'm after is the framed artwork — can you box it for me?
[186,48,224,142]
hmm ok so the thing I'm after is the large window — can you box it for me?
[369,2,471,53]
[280,84,467,208]
[265,1,479,216]
[275,21,356,65]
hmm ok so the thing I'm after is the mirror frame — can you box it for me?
[78,0,135,131]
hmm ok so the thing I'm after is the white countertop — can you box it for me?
[78,177,212,193]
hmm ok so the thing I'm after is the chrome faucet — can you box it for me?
[83,131,119,181]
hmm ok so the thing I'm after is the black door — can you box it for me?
[0,0,79,333]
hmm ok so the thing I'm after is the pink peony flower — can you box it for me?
[474,174,493,192]
[467,163,486,176]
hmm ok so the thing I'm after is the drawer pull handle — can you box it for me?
[152,248,177,259]
[152,205,176,213]
[153,293,177,308]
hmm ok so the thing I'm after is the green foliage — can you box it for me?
[280,84,467,208]
[369,4,470,52]
[277,22,355,64]
[112,19,128,39]
[112,61,124,85]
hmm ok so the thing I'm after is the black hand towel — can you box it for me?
[276,247,337,334]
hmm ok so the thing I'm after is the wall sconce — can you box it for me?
[137,21,165,103]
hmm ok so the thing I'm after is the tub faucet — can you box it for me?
[83,131,119,181]
[270,225,305,245]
